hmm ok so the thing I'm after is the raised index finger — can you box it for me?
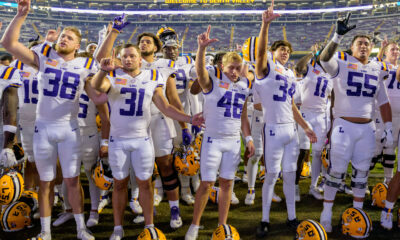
[271,0,274,9]
[207,25,211,35]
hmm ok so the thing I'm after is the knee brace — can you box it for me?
[351,165,369,191]
[382,154,396,169]
[325,167,345,189]
[159,170,180,191]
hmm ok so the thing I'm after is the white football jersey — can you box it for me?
[331,51,389,119]
[203,66,252,138]
[32,43,97,122]
[254,56,297,124]
[0,65,22,100]
[77,91,97,130]
[11,60,38,122]
[300,59,333,112]
[372,59,400,114]
[107,68,165,138]
[174,56,196,114]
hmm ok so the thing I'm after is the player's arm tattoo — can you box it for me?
[295,53,313,76]
[2,87,18,148]
[320,41,338,62]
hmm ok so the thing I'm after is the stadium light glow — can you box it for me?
[48,5,373,15]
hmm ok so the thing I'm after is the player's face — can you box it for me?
[162,45,178,61]
[273,46,291,65]
[121,47,141,71]
[56,30,80,55]
[88,45,97,55]
[222,61,242,82]
[139,36,157,57]
[385,43,399,62]
[351,37,372,60]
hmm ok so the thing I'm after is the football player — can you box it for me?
[185,25,255,240]
[91,20,204,240]
[157,26,202,210]
[318,13,392,233]
[1,1,106,239]
[295,43,333,201]
[253,2,317,237]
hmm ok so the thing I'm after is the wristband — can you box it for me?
[101,139,109,147]
[111,28,120,34]
[332,33,344,44]
[385,122,393,131]
[245,136,253,144]
[3,125,17,133]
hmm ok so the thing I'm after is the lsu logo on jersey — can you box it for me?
[46,59,58,67]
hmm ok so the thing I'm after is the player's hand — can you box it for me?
[197,25,218,48]
[311,43,319,55]
[381,35,389,50]
[99,146,108,158]
[0,148,17,168]
[191,112,205,128]
[246,140,255,158]
[305,128,317,143]
[381,123,394,148]
[191,125,202,136]
[45,27,61,43]
[336,12,356,35]
[262,0,280,25]
[182,128,192,146]
[16,0,30,17]
[112,13,130,33]
[100,49,122,72]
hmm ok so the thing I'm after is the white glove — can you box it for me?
[0,148,17,168]
[381,122,394,148]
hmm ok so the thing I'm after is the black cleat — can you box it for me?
[286,218,300,230]
[256,221,270,238]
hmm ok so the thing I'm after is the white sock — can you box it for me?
[130,169,139,198]
[154,175,162,189]
[145,224,155,229]
[179,174,190,188]
[385,200,395,210]
[311,151,322,188]
[247,156,259,189]
[41,216,51,234]
[323,185,338,201]
[62,181,71,210]
[85,169,100,210]
[323,201,333,214]
[283,171,296,220]
[169,200,179,208]
[384,167,393,183]
[114,225,123,231]
[353,200,363,209]
[261,172,279,222]
[74,213,86,230]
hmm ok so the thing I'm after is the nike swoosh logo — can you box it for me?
[89,134,96,138]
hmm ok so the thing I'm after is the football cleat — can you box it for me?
[320,208,332,233]
[91,158,113,191]
[110,228,124,240]
[137,226,166,240]
[371,182,388,208]
[245,189,255,205]
[185,224,200,240]
[272,192,282,203]
[170,206,183,229]
[212,224,240,240]
[86,211,99,228]
[0,170,24,205]
[242,172,248,183]
[174,145,200,176]
[309,187,323,200]
[77,228,95,240]
[231,191,239,205]
[154,187,163,207]
[181,188,195,205]
[53,211,74,227]
[98,194,111,214]
[256,221,270,238]
[287,218,301,230]
[130,197,143,214]
[381,208,393,230]
[296,219,328,240]
[342,207,372,238]
[1,201,33,232]
[242,36,258,63]
[29,231,51,240]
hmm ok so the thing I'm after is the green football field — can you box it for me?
[3,161,400,240]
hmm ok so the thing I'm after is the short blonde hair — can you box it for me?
[383,41,399,55]
[222,52,242,66]
[63,26,82,44]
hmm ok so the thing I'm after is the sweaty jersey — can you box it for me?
[373,58,400,114]
[11,60,38,123]
[33,43,97,122]
[330,51,389,119]
[107,68,165,138]
[77,91,98,135]
[203,66,252,138]
[254,56,297,124]
[300,59,333,112]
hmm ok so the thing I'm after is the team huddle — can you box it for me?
[0,0,399,239]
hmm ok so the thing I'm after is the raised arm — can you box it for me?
[295,44,318,76]
[0,0,38,69]
[376,35,388,61]
[91,52,121,93]
[320,13,356,76]
[256,0,280,79]
[196,25,218,93]
[95,14,129,63]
